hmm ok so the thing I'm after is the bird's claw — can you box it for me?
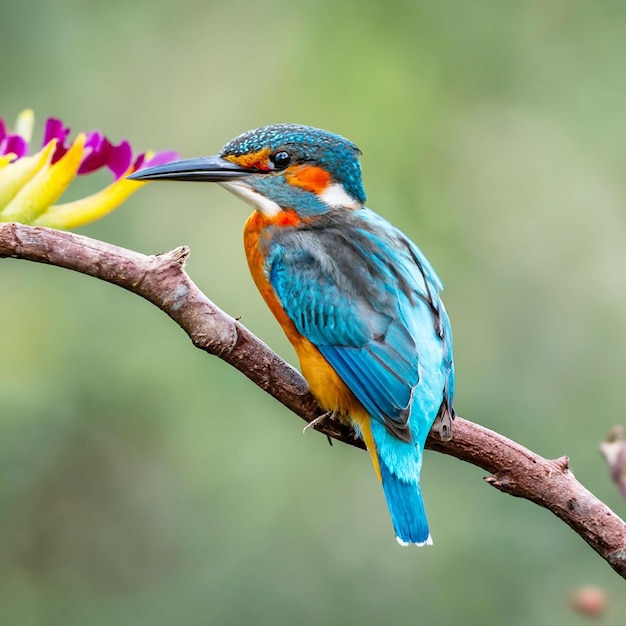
[303,410,337,434]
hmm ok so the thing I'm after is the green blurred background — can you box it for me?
[1,1,625,624]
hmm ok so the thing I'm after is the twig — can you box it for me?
[600,426,626,500]
[1,222,625,579]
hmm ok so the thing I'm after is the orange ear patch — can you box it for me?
[225,148,271,171]
[286,165,331,194]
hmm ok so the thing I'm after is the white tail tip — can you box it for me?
[396,534,433,547]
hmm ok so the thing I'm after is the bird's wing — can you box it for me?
[267,209,447,442]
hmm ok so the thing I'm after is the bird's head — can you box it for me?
[129,124,366,218]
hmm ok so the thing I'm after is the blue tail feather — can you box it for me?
[379,455,432,546]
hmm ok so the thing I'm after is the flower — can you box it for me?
[0,110,177,229]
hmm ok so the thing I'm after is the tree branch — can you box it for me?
[1,222,625,579]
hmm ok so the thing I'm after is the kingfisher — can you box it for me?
[129,124,455,546]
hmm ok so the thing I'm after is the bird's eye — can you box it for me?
[270,150,291,170]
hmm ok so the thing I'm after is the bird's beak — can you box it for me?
[127,155,254,182]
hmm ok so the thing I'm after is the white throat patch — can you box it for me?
[220,181,281,217]
[220,180,361,216]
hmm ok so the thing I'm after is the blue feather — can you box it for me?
[265,206,454,541]
[319,344,412,420]
[378,446,431,545]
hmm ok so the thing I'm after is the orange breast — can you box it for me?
[243,210,381,481]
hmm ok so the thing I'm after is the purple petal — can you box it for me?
[77,133,133,180]
[77,132,109,175]
[43,117,71,145]
[0,119,28,159]
[84,131,105,152]
[134,150,179,171]
[43,118,71,163]
[106,140,133,179]
[0,135,28,159]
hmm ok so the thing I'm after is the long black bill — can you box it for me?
[127,155,253,182]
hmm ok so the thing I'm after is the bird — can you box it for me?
[128,124,455,546]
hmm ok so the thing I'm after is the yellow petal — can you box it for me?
[0,154,16,170]
[1,134,85,223]
[34,169,148,229]
[14,109,35,142]
[0,140,57,212]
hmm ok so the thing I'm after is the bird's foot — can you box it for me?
[303,410,337,434]
[432,406,455,441]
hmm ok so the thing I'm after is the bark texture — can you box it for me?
[1,222,625,579]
